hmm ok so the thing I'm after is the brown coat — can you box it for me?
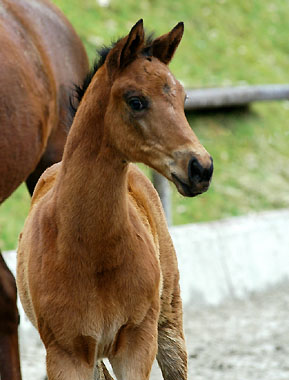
[17,20,213,380]
[0,0,88,201]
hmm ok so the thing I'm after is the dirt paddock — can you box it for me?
[181,283,289,380]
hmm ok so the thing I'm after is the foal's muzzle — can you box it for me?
[172,156,213,197]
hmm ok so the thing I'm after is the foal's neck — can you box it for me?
[55,71,129,244]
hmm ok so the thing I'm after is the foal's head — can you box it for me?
[102,20,213,196]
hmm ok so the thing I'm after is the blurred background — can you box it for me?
[1,0,288,250]
[1,1,289,379]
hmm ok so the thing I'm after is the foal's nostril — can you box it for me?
[188,157,203,184]
[202,157,214,181]
[205,157,214,181]
[188,157,213,184]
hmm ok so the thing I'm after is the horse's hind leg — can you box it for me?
[0,252,22,380]
[157,282,187,380]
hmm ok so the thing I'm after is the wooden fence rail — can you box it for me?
[184,84,289,111]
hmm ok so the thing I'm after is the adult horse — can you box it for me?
[17,20,213,380]
[0,0,88,378]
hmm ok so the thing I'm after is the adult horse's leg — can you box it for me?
[157,282,188,380]
[0,252,21,380]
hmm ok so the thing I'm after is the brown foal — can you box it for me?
[17,20,213,380]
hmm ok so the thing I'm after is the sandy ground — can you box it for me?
[19,283,289,380]
[181,283,289,380]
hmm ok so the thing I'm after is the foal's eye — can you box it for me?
[128,97,146,111]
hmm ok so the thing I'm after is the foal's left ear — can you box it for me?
[151,22,184,65]
[106,19,145,79]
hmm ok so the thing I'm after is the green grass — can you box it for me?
[1,0,289,250]
[51,0,289,87]
[0,185,30,250]
[173,102,289,224]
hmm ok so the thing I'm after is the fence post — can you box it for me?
[152,171,172,226]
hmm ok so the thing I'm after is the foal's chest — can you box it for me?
[70,242,161,359]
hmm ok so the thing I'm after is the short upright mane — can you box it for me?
[69,34,154,122]
[69,45,112,120]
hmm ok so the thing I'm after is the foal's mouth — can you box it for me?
[171,173,210,197]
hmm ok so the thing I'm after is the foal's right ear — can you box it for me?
[106,19,145,79]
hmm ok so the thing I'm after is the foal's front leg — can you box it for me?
[109,305,159,380]
[46,343,95,380]
[46,345,113,380]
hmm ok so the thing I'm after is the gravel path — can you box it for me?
[181,283,289,380]
[20,283,289,380]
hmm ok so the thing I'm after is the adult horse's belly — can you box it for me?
[0,0,88,202]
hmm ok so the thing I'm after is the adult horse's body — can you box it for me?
[17,20,213,380]
[0,0,88,378]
